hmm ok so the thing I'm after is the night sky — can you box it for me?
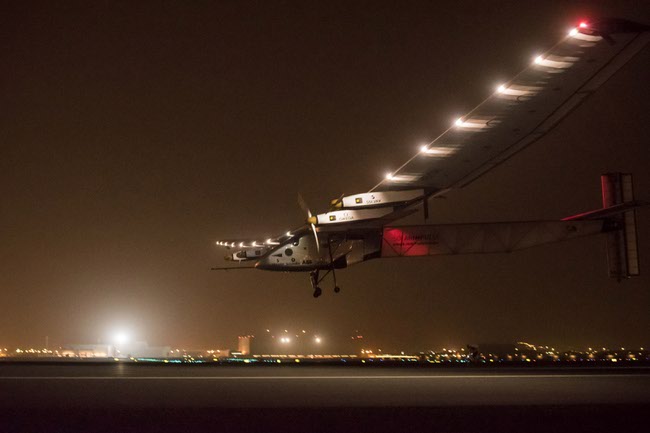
[1,1,649,352]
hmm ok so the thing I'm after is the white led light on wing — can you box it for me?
[533,55,578,69]
[495,84,540,97]
[420,146,454,156]
[454,117,494,130]
[570,32,602,42]
[387,174,420,183]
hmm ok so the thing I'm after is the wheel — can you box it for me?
[334,286,341,293]
[313,287,322,298]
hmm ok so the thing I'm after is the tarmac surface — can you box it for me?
[1,363,649,432]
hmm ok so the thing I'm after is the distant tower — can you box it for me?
[238,335,252,355]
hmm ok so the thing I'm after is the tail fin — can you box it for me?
[601,173,640,280]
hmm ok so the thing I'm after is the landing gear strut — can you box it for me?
[310,270,322,298]
[309,238,343,298]
[328,238,341,295]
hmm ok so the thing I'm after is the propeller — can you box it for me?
[298,193,320,252]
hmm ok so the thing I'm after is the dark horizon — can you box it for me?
[1,1,649,351]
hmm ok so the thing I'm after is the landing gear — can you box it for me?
[308,238,344,298]
[309,268,340,298]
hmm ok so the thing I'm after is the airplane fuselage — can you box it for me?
[255,234,326,272]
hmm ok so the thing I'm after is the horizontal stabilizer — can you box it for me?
[562,201,649,221]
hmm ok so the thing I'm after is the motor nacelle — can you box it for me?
[307,207,395,225]
[330,189,424,209]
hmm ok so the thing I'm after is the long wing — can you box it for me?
[213,19,649,257]
[370,19,649,195]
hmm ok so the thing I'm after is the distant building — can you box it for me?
[61,344,115,358]
[114,341,171,358]
[238,336,252,355]
[60,342,170,359]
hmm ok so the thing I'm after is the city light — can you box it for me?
[2,339,648,365]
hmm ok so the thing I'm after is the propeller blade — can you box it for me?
[310,223,320,252]
[297,193,311,218]
[298,193,319,251]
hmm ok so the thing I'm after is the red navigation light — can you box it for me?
[579,22,588,28]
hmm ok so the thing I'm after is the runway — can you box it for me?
[1,363,648,432]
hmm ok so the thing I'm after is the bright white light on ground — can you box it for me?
[569,28,578,37]
[385,172,394,180]
[455,118,464,126]
[534,55,544,65]
[497,84,506,93]
[420,144,429,153]
[315,337,322,344]
[114,332,129,345]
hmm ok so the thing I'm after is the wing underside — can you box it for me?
[372,19,649,195]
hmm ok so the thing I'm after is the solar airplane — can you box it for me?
[213,18,649,297]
